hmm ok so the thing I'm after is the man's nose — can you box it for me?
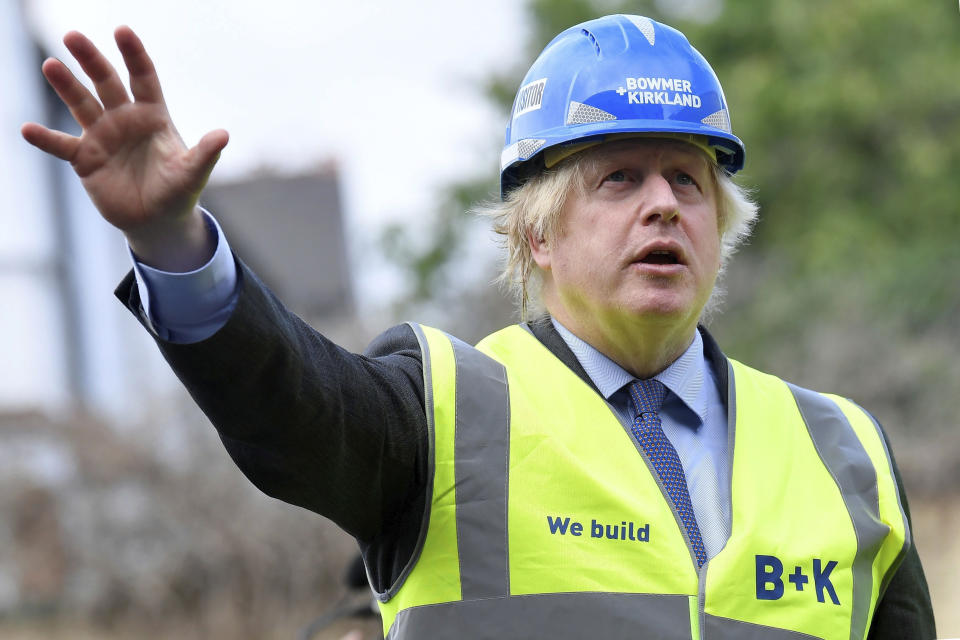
[638,174,680,225]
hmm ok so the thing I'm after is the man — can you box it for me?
[22,14,935,640]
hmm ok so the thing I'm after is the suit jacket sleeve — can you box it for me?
[115,257,430,577]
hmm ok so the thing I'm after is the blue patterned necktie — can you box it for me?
[628,379,708,568]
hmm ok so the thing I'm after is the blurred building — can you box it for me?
[202,165,355,324]
[0,0,357,616]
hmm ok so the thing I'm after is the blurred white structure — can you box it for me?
[0,0,188,421]
[0,1,360,615]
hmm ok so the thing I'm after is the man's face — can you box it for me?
[532,138,721,338]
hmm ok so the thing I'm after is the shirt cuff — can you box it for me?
[130,210,239,343]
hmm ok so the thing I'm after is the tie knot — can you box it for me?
[628,379,667,416]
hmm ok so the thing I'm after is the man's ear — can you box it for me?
[527,228,551,270]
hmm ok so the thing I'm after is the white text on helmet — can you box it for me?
[514,78,548,117]
[623,91,702,108]
[625,77,692,92]
[615,77,702,108]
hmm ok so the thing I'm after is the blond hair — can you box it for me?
[479,146,759,319]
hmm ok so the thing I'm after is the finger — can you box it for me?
[184,129,229,187]
[21,122,81,161]
[114,26,164,104]
[63,30,130,110]
[41,57,104,128]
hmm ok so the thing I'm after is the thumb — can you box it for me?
[184,128,229,188]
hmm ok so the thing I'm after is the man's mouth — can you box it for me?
[639,249,680,265]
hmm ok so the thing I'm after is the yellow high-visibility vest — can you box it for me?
[375,324,910,640]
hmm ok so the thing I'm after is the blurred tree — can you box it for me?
[691,0,960,335]
[381,0,960,484]
[672,1,960,478]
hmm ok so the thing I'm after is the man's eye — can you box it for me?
[603,170,627,183]
[675,172,695,186]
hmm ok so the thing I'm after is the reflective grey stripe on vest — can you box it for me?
[860,410,911,600]
[788,385,889,640]
[379,323,442,602]
[386,592,692,640]
[449,336,511,600]
[704,614,822,639]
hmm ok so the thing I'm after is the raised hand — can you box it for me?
[21,26,228,271]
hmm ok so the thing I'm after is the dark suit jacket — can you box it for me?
[116,259,936,639]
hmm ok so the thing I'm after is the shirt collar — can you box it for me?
[551,318,708,428]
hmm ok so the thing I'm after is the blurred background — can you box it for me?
[1,0,957,637]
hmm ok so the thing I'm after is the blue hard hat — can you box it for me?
[500,14,745,197]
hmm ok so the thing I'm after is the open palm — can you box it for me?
[21,27,227,265]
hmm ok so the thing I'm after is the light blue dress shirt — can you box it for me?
[551,319,731,559]
[132,214,732,559]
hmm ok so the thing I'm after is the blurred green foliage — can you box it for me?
[382,0,960,474]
